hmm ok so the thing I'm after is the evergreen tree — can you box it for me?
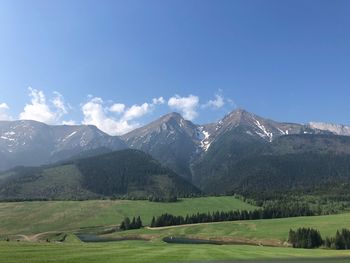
[151,216,155,227]
[136,216,143,228]
[131,217,136,229]
[124,217,130,230]
[120,221,126,231]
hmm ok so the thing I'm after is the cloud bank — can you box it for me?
[19,87,70,124]
[81,96,165,135]
[0,103,11,120]
[203,94,225,109]
[168,95,199,120]
[2,87,232,135]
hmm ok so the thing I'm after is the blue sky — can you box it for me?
[0,0,349,135]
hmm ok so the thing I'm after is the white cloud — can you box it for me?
[52,91,68,114]
[82,97,123,135]
[203,94,225,109]
[62,120,76,125]
[0,103,12,120]
[152,97,165,105]
[81,97,159,135]
[123,103,151,121]
[19,87,69,124]
[168,94,199,120]
[20,88,55,123]
[109,103,125,114]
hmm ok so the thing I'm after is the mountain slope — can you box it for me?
[122,109,350,195]
[192,109,350,193]
[309,122,350,136]
[191,109,322,190]
[0,149,200,200]
[0,120,126,171]
[193,133,350,195]
[122,112,203,179]
[2,109,350,200]
[229,152,350,200]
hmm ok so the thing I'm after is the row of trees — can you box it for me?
[150,204,315,228]
[148,195,178,203]
[324,229,350,249]
[289,228,350,250]
[288,228,323,248]
[120,216,143,231]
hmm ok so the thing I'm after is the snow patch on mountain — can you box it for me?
[309,122,350,136]
[62,131,77,142]
[197,126,212,152]
[253,118,273,142]
[0,136,15,141]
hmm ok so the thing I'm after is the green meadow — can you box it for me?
[1,240,350,263]
[1,197,350,262]
[0,196,256,235]
[110,212,350,243]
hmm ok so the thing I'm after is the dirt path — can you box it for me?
[15,231,61,242]
[145,220,239,230]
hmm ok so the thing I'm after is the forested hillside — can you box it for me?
[0,149,200,200]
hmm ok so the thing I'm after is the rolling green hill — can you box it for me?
[0,196,256,235]
[110,212,350,243]
[2,209,350,263]
[0,149,200,201]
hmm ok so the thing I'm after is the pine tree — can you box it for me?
[136,216,143,228]
[120,221,126,231]
[131,217,136,229]
[124,217,130,230]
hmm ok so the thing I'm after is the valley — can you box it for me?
[1,197,350,262]
[2,110,350,262]
[2,1,349,262]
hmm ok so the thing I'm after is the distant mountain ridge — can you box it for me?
[0,120,126,171]
[309,122,350,136]
[2,109,350,199]
[1,109,349,173]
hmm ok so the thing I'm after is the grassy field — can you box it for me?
[1,198,350,262]
[0,196,256,235]
[1,240,350,263]
[109,212,350,244]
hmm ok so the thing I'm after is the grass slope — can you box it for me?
[1,241,350,263]
[0,197,256,235]
[108,213,350,243]
[1,199,350,262]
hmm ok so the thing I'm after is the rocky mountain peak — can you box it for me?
[309,122,350,136]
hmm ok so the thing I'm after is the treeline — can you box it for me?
[150,203,314,228]
[288,228,323,248]
[120,216,143,231]
[289,227,350,250]
[148,195,178,203]
[324,229,350,249]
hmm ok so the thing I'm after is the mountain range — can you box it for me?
[1,109,350,200]
[0,120,126,171]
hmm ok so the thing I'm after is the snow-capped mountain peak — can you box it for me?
[0,120,126,171]
[309,122,350,136]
